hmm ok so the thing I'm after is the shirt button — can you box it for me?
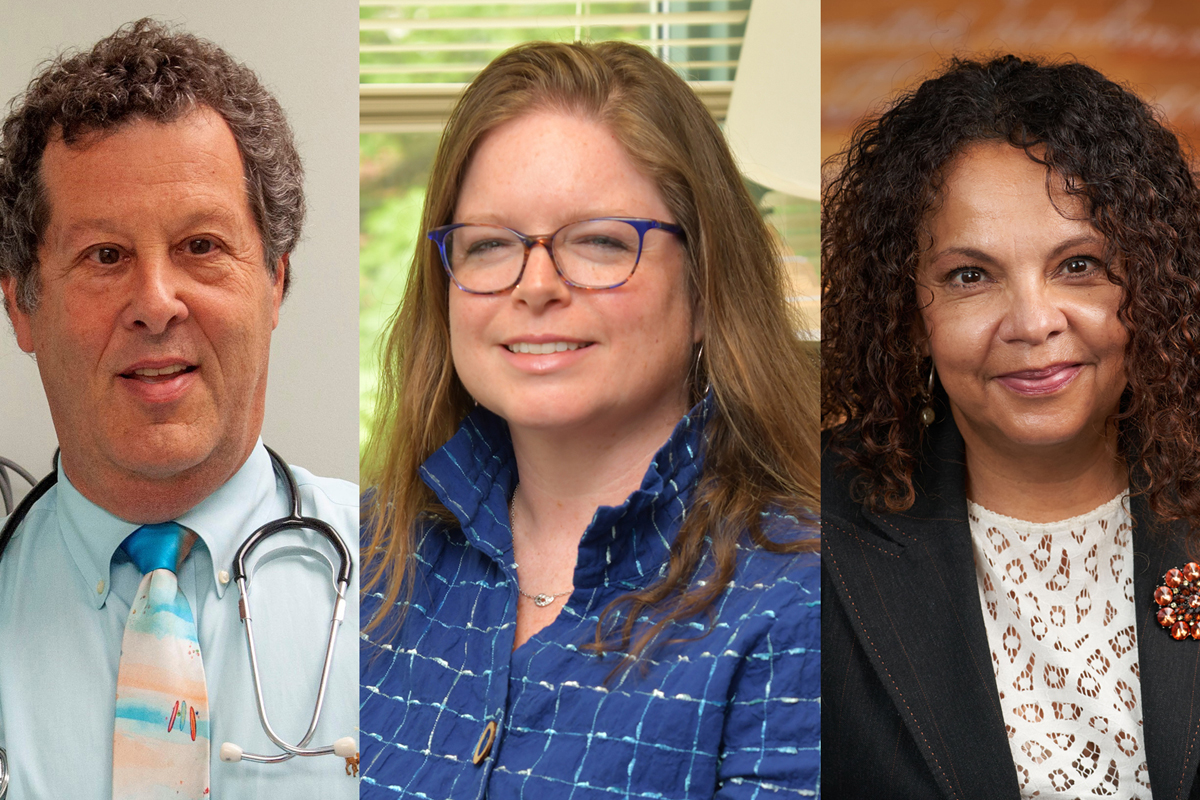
[218,570,231,586]
[96,579,105,594]
[472,720,497,765]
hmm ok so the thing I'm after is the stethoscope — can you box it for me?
[0,446,356,797]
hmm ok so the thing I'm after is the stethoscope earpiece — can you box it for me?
[219,742,244,763]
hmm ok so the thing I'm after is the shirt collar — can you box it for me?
[58,440,280,607]
[419,395,711,589]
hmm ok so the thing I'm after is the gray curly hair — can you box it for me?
[0,17,304,314]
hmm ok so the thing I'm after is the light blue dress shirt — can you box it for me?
[0,442,360,798]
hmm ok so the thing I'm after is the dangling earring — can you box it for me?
[692,343,711,396]
[920,362,936,426]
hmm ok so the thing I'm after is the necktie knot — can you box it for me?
[121,521,186,575]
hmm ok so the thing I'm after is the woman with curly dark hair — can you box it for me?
[822,54,1200,799]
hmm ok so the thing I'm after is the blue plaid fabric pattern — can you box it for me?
[360,399,820,798]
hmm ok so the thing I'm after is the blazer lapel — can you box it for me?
[823,418,1020,799]
[1133,505,1200,799]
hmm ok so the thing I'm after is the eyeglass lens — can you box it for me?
[445,219,644,292]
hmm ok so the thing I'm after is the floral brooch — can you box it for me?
[1155,562,1200,639]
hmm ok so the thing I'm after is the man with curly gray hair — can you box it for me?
[0,19,358,800]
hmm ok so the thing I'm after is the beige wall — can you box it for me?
[0,1,361,490]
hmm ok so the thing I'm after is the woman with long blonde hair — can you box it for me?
[359,40,819,798]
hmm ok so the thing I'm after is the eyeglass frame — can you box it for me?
[426,216,686,295]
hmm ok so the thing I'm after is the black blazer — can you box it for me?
[822,416,1200,799]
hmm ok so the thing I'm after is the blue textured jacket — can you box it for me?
[360,400,820,799]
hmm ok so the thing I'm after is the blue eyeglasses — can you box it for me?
[427,217,685,295]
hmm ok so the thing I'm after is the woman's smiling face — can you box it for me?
[447,110,701,438]
[916,140,1128,457]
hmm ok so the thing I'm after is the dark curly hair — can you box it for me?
[0,17,304,314]
[822,54,1200,519]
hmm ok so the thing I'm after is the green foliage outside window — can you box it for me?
[360,133,438,446]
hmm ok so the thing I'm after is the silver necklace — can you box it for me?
[509,481,574,607]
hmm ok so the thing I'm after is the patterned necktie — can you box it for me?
[112,522,211,799]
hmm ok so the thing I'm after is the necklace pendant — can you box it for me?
[533,593,554,607]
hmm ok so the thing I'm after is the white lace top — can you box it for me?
[969,493,1151,799]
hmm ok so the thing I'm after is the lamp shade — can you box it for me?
[724,0,821,200]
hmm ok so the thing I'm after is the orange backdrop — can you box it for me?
[822,0,1200,166]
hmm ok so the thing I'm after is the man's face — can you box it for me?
[1,107,284,512]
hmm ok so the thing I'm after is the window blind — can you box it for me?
[360,1,750,131]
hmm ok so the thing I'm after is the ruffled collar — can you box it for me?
[419,395,711,589]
